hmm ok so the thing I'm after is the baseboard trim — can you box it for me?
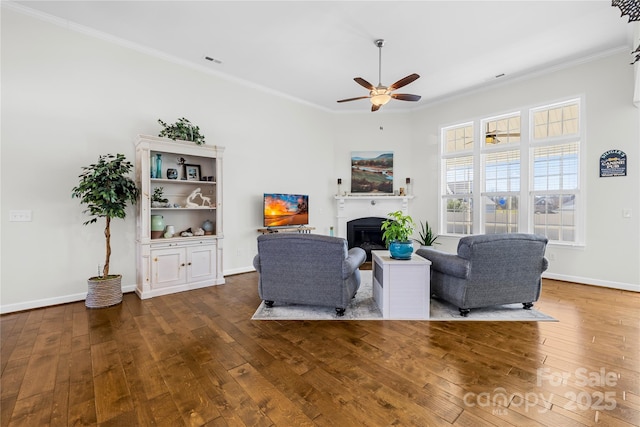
[1,283,137,314]
[543,272,639,292]
[224,266,256,276]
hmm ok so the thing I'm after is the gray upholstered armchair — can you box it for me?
[253,233,366,316]
[416,233,548,316]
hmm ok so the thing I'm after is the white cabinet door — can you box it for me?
[187,244,216,283]
[151,247,187,289]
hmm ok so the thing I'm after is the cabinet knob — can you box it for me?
[188,262,192,266]
[153,258,158,262]
[181,263,185,267]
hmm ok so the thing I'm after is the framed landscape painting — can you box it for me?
[351,151,393,193]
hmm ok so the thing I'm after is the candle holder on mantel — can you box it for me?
[405,177,411,196]
[337,178,342,196]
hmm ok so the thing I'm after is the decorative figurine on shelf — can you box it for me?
[193,227,205,236]
[200,193,212,207]
[176,157,186,180]
[185,187,212,208]
[186,188,201,208]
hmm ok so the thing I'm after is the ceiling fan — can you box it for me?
[337,39,421,112]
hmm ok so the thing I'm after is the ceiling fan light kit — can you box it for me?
[337,39,421,112]
[370,88,391,106]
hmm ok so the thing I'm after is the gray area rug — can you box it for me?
[252,271,557,321]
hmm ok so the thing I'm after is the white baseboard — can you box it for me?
[224,266,256,276]
[1,283,136,314]
[0,268,257,314]
[543,272,639,292]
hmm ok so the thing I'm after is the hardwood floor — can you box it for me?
[1,273,639,426]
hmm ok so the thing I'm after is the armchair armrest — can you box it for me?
[416,248,470,279]
[342,247,366,279]
[252,254,260,272]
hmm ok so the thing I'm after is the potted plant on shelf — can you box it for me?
[71,153,139,308]
[381,210,416,260]
[413,220,439,249]
[158,117,206,145]
[151,187,169,207]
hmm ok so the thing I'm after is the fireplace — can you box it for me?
[335,194,412,240]
[347,217,386,261]
[335,194,413,261]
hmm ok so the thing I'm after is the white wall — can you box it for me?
[2,9,638,313]
[1,9,337,311]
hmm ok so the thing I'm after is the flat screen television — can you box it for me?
[263,193,309,227]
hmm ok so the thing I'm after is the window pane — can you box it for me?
[445,156,473,194]
[484,196,518,234]
[533,143,579,191]
[445,197,473,234]
[485,115,520,145]
[533,194,576,242]
[445,124,473,152]
[533,101,579,140]
[484,150,520,192]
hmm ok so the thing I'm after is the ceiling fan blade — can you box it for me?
[371,104,381,112]
[486,131,521,138]
[388,73,420,91]
[354,77,375,90]
[337,96,371,103]
[487,132,521,137]
[391,93,421,102]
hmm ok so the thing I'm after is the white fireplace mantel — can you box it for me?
[335,195,413,238]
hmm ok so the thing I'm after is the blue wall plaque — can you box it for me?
[599,149,627,177]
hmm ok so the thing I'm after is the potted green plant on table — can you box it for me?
[413,220,439,248]
[72,153,139,308]
[381,210,416,260]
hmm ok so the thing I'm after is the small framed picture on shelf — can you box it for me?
[184,164,201,181]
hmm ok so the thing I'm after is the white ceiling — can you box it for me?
[10,1,634,112]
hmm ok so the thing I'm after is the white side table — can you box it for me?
[371,250,431,319]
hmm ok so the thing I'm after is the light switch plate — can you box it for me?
[9,210,32,222]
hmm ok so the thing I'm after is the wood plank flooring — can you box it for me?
[1,273,639,426]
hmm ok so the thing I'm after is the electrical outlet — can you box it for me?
[9,210,32,222]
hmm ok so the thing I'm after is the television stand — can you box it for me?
[257,226,315,234]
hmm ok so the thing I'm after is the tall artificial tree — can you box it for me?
[72,153,139,278]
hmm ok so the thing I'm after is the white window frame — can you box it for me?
[439,97,585,246]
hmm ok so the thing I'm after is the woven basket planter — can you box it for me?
[85,275,123,308]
